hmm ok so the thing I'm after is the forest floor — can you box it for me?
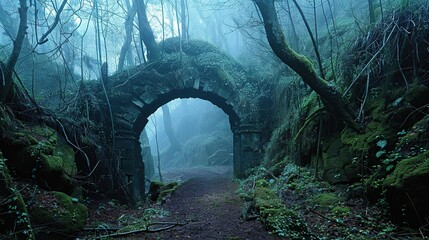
[83,166,281,240]
[81,166,428,240]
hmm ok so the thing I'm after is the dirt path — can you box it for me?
[140,166,281,240]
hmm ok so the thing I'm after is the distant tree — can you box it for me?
[162,105,182,154]
[368,0,376,24]
[253,0,357,128]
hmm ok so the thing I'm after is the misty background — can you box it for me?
[141,99,233,181]
[0,0,410,179]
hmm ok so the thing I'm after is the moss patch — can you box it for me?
[382,151,429,226]
[29,191,88,239]
[332,206,352,217]
[1,124,77,193]
[252,184,312,238]
[322,136,359,183]
[148,181,179,202]
[308,193,341,209]
[383,151,429,187]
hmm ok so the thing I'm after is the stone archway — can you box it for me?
[109,39,268,201]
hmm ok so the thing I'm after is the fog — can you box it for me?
[140,98,233,181]
[0,0,389,86]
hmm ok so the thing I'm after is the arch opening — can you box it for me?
[141,98,234,184]
[132,88,240,134]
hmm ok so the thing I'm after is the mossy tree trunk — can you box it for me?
[253,0,357,129]
[0,0,28,103]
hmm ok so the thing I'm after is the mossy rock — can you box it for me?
[308,193,341,209]
[159,182,178,199]
[254,186,283,210]
[2,125,77,193]
[382,151,429,227]
[148,181,178,202]
[53,134,77,176]
[405,82,429,108]
[269,157,290,177]
[0,152,35,239]
[29,191,88,239]
[148,181,163,201]
[36,154,73,192]
[396,115,429,155]
[322,136,359,183]
[341,122,395,167]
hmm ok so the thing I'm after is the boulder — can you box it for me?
[383,151,429,227]
[29,191,88,239]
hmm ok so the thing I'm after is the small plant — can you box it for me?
[376,139,387,158]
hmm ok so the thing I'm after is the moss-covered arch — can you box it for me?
[108,39,267,201]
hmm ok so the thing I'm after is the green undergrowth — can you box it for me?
[240,178,312,239]
[239,163,410,239]
[116,208,165,233]
[148,181,179,203]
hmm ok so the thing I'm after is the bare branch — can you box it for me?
[38,0,68,45]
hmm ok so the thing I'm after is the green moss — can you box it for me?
[341,122,391,154]
[149,181,179,202]
[4,125,77,192]
[159,182,178,199]
[53,135,76,175]
[253,185,311,238]
[255,179,269,188]
[332,206,351,217]
[12,132,38,146]
[381,151,429,226]
[322,136,358,183]
[254,186,283,210]
[309,193,341,208]
[260,208,310,238]
[383,151,429,187]
[30,191,88,238]
[41,154,63,172]
[32,126,57,145]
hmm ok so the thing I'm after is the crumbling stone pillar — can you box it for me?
[234,124,263,178]
[115,130,145,203]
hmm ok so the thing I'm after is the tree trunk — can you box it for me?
[118,0,137,71]
[162,105,181,151]
[291,0,325,79]
[0,0,28,102]
[134,0,160,61]
[180,0,188,41]
[253,0,356,128]
[368,0,376,24]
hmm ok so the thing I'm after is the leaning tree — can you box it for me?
[253,0,357,129]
